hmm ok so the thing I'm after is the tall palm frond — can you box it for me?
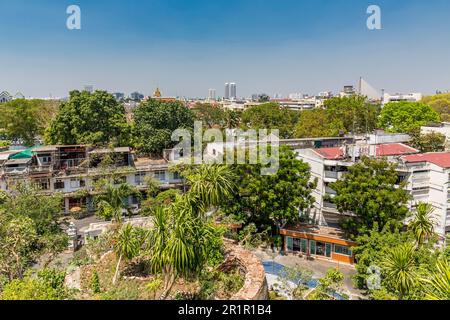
[421,258,450,300]
[381,242,418,300]
[409,202,436,245]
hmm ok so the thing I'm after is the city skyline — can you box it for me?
[1,0,450,98]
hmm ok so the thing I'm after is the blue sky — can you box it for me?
[1,0,450,98]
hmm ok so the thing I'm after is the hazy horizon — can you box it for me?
[1,0,450,98]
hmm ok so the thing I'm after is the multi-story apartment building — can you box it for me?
[399,152,450,239]
[296,137,450,241]
[295,142,419,227]
[0,145,184,215]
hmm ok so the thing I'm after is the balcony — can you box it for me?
[29,165,53,174]
[3,167,29,175]
[324,171,338,179]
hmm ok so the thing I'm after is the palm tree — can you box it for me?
[409,202,436,245]
[381,242,418,300]
[186,165,236,209]
[112,223,141,285]
[147,165,235,299]
[96,183,138,223]
[421,258,450,300]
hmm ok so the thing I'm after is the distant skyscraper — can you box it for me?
[208,89,216,101]
[112,92,125,101]
[130,91,144,101]
[224,83,230,100]
[84,85,94,93]
[229,83,237,99]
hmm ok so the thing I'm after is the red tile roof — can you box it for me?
[313,143,418,160]
[402,152,450,169]
[376,143,418,157]
[313,147,344,160]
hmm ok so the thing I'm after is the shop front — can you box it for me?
[280,224,356,265]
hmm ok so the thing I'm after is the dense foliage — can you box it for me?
[330,157,410,238]
[45,90,130,146]
[295,96,380,138]
[0,99,58,146]
[0,184,67,281]
[133,99,194,156]
[422,93,450,122]
[241,103,300,139]
[222,146,315,233]
[378,101,440,133]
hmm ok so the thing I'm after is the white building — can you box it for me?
[399,152,450,240]
[295,142,419,227]
[224,83,230,100]
[229,83,237,100]
[0,145,184,216]
[383,92,422,104]
[421,123,450,147]
[208,88,216,101]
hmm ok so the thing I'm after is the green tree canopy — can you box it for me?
[0,99,58,146]
[422,93,450,122]
[330,157,410,238]
[324,95,381,134]
[295,109,345,138]
[294,96,380,138]
[133,99,194,156]
[241,103,299,139]
[378,101,440,133]
[45,90,130,146]
[0,184,67,281]
[409,129,446,153]
[222,146,315,232]
[192,103,226,129]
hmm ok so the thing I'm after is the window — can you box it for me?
[154,170,166,181]
[135,172,146,185]
[172,172,181,180]
[311,241,331,258]
[36,179,50,190]
[334,245,352,256]
[54,180,65,190]
[70,178,80,189]
[41,156,52,164]
[309,240,316,255]
[287,237,307,253]
[79,179,86,187]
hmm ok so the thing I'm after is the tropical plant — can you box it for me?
[146,165,234,299]
[146,278,162,300]
[112,224,143,285]
[90,270,101,294]
[96,183,138,222]
[186,164,236,210]
[381,243,418,300]
[408,203,436,246]
[421,258,450,300]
